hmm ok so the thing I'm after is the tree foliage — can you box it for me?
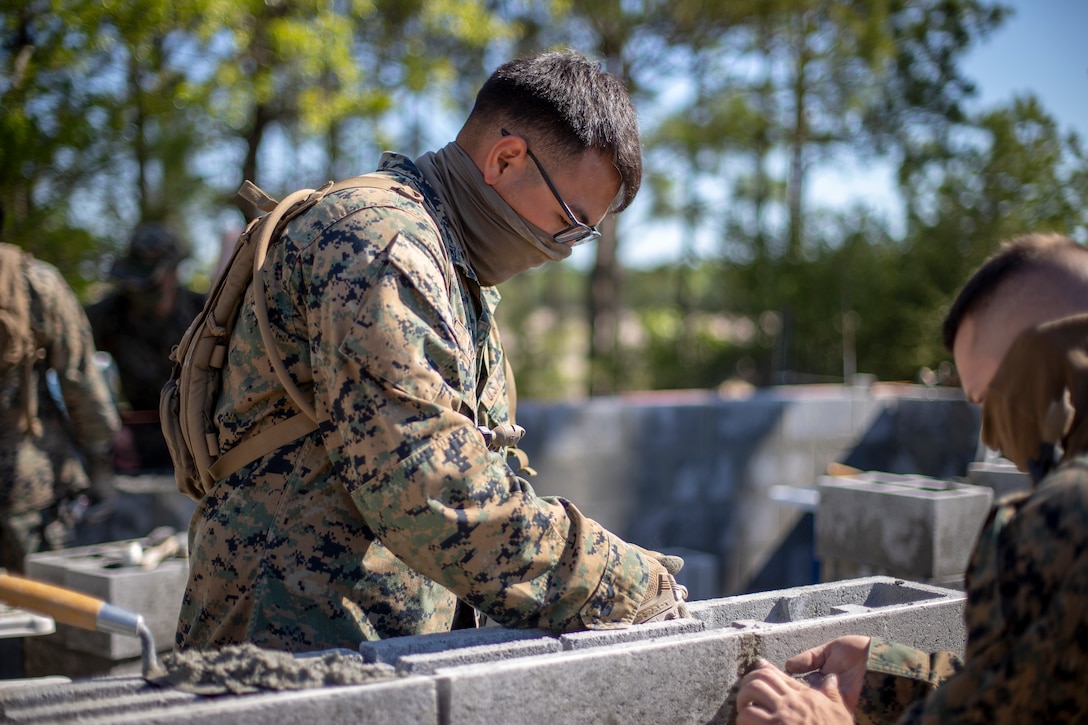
[4,0,1087,397]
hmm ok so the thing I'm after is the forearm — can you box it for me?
[344,405,649,630]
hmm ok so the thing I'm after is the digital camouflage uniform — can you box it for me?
[856,456,1088,724]
[176,153,652,652]
[0,249,120,572]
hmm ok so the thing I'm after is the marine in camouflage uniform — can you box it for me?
[86,223,205,472]
[0,247,120,572]
[176,52,673,652]
[176,152,653,651]
[855,312,1088,724]
[736,235,1088,725]
[856,460,1088,723]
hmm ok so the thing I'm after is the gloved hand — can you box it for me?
[632,557,690,624]
[82,456,118,525]
[629,543,685,576]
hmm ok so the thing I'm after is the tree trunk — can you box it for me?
[588,212,620,395]
[586,51,627,396]
[787,12,810,262]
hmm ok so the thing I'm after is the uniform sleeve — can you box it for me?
[854,637,961,725]
[860,467,1088,725]
[308,208,650,632]
[35,264,120,460]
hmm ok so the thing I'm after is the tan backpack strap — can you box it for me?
[250,174,421,427]
[208,411,318,482]
[0,245,43,438]
[252,186,322,424]
[221,174,425,479]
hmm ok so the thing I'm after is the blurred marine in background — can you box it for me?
[86,223,205,473]
[0,206,121,572]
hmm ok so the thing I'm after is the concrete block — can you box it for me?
[0,673,438,725]
[2,576,968,724]
[967,460,1032,499]
[359,626,555,667]
[691,576,967,681]
[559,617,705,650]
[743,597,966,673]
[438,630,741,724]
[815,474,993,580]
[689,577,962,633]
[21,633,146,679]
[24,536,188,660]
[394,637,562,676]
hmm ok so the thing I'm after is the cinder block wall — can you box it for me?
[516,384,980,596]
[0,577,966,724]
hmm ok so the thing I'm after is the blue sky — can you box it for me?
[609,0,1088,269]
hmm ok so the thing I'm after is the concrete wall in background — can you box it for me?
[516,383,981,597]
[66,384,981,604]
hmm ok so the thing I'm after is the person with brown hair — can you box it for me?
[175,50,687,654]
[736,232,1088,724]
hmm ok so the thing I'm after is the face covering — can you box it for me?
[415,142,572,286]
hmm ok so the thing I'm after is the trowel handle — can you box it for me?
[0,572,143,637]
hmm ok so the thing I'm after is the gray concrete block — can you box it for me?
[689,577,961,630]
[438,630,741,724]
[748,590,966,668]
[0,673,438,725]
[22,634,146,679]
[358,625,555,666]
[559,617,705,650]
[24,537,188,660]
[967,460,1032,499]
[815,475,993,580]
[3,576,968,724]
[394,636,562,676]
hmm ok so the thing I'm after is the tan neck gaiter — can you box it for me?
[415,142,571,286]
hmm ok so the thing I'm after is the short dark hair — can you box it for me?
[942,233,1086,351]
[466,49,642,212]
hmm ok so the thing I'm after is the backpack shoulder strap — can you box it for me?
[0,244,43,437]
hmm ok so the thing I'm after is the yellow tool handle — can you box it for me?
[827,462,862,477]
[0,572,103,632]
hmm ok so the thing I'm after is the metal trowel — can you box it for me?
[0,571,165,679]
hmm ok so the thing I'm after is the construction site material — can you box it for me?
[0,576,965,724]
[24,533,188,664]
[815,472,993,585]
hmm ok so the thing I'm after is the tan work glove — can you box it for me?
[629,544,685,577]
[982,313,1088,480]
[632,557,690,624]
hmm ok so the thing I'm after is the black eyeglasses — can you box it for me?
[501,129,601,246]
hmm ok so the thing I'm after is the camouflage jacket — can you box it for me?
[857,455,1088,724]
[176,153,651,652]
[0,252,120,515]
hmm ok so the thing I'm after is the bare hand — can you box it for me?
[784,635,871,712]
[736,660,853,725]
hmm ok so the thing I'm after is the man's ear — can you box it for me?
[480,133,530,186]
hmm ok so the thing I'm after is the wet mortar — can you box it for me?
[155,643,396,695]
